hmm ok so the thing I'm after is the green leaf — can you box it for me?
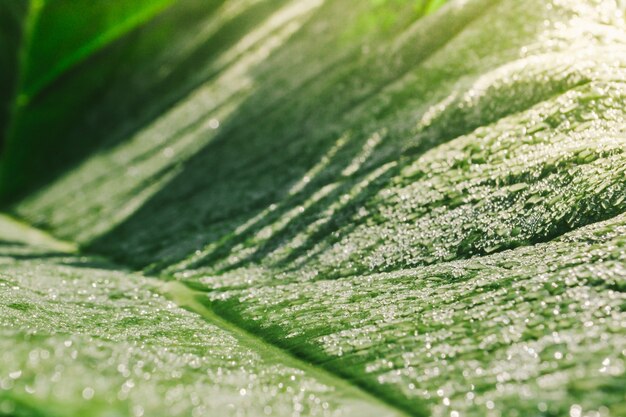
[0,0,28,154]
[0,214,401,417]
[3,0,626,416]
[18,0,176,98]
[0,0,219,200]
[0,0,178,197]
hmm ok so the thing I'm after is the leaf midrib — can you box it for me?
[2,211,414,417]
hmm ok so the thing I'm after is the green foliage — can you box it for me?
[0,0,28,154]
[0,215,395,417]
[0,0,180,200]
[2,0,626,416]
[20,0,175,98]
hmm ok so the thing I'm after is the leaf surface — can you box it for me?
[2,0,626,416]
[0,215,401,417]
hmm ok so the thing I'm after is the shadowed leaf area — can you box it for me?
[1,0,626,416]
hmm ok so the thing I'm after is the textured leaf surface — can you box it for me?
[3,0,626,416]
[207,213,626,415]
[0,215,400,417]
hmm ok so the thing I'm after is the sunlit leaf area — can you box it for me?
[1,0,626,416]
